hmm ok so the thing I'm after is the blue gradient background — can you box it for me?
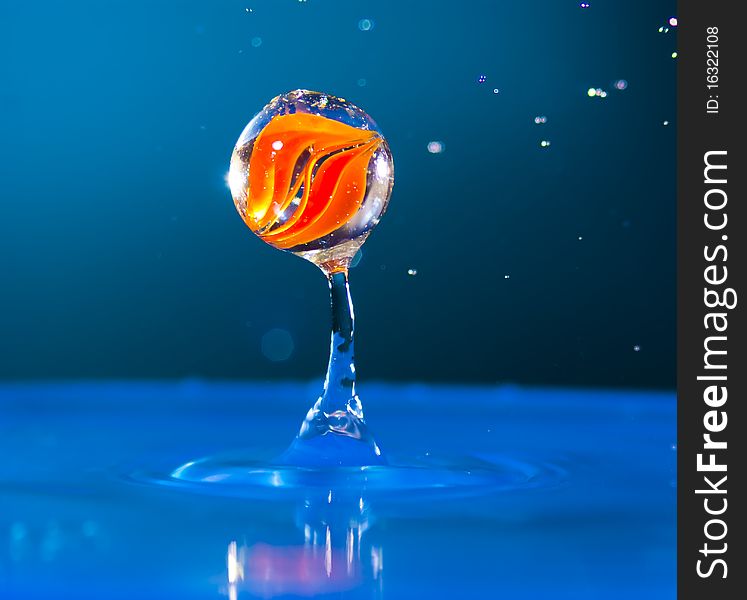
[0,0,675,387]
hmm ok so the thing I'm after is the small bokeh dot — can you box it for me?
[261,329,294,361]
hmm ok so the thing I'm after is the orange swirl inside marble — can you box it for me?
[239,112,382,250]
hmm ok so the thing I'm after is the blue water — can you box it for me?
[1,383,675,599]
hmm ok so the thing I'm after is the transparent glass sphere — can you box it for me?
[228,90,394,269]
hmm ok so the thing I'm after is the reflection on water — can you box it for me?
[223,491,383,599]
[6,518,104,564]
[0,383,676,598]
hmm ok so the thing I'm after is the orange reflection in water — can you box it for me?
[244,541,359,596]
[224,520,383,599]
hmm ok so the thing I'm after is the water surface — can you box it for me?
[1,382,675,599]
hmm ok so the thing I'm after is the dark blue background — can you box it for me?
[0,0,675,387]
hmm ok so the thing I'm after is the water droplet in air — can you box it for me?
[633,345,641,352]
[493,88,500,94]
[357,78,367,87]
[271,140,283,151]
[614,79,628,90]
[477,75,487,83]
[671,52,678,58]
[540,140,551,148]
[663,120,669,126]
[669,17,678,27]
[427,141,445,154]
[580,2,590,8]
[407,269,418,276]
[251,36,262,47]
[358,18,374,31]
[504,274,510,279]
[534,115,547,124]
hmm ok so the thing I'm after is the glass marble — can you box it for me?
[228,89,394,273]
